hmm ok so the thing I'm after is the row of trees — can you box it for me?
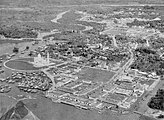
[13,46,29,53]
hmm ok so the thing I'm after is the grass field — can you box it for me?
[0,41,34,57]
[78,67,115,83]
[4,59,40,71]
[17,57,34,62]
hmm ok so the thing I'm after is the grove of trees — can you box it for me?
[130,48,164,76]
[148,89,164,111]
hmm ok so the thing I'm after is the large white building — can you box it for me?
[33,53,50,67]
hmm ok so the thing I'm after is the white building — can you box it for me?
[33,52,50,67]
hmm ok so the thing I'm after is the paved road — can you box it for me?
[108,47,134,83]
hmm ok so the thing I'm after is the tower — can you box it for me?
[34,53,42,64]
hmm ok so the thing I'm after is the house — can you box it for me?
[72,56,82,61]
[115,87,133,96]
[118,101,131,109]
[120,75,133,82]
[134,83,144,93]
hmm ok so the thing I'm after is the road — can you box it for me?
[107,47,134,83]
[83,47,134,97]
[45,41,135,99]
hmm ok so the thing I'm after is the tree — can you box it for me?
[157,114,164,119]
[28,51,33,56]
[13,47,19,53]
[148,89,164,111]
[26,46,29,50]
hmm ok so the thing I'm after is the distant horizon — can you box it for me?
[1,0,164,8]
[2,3,164,7]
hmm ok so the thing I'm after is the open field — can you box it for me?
[0,41,33,56]
[0,44,15,56]
[78,67,115,83]
[0,66,15,79]
[4,59,40,71]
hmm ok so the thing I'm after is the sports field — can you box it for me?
[78,67,115,83]
[4,58,40,71]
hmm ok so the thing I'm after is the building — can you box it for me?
[115,87,133,96]
[72,56,82,61]
[33,52,50,67]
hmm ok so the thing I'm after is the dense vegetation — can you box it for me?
[0,25,38,38]
[115,34,129,44]
[148,89,164,111]
[130,48,164,76]
[127,19,164,33]
[13,47,19,53]
[149,37,164,49]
